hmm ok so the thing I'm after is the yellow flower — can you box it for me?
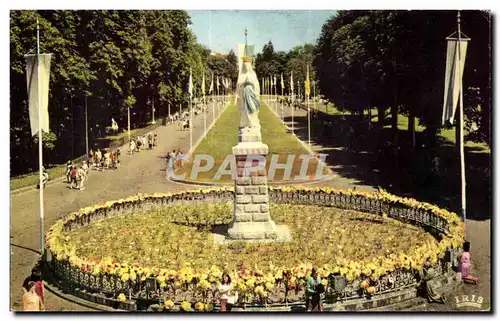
[254,285,265,295]
[360,280,369,289]
[367,286,376,295]
[205,303,214,312]
[321,279,328,287]
[164,299,175,310]
[194,302,204,311]
[117,293,126,302]
[197,279,211,290]
[180,301,191,312]
[238,281,247,293]
[246,278,255,288]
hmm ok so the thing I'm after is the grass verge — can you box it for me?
[177,100,328,183]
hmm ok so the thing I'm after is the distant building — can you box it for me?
[210,51,229,59]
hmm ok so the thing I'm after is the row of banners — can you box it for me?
[261,65,312,99]
[25,39,467,136]
[188,68,231,99]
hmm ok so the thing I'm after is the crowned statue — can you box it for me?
[236,57,261,130]
[235,28,262,144]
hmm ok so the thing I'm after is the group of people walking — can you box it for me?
[89,148,121,170]
[165,149,184,171]
[65,147,122,191]
[65,160,89,190]
[165,97,228,132]
[129,132,158,155]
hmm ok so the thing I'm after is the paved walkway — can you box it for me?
[10,96,490,311]
[263,97,370,190]
[10,100,228,311]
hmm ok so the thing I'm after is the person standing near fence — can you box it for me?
[305,268,323,311]
[22,281,43,311]
[153,132,158,148]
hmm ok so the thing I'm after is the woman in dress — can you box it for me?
[218,272,237,312]
[22,281,43,311]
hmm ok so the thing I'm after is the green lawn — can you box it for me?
[180,100,326,182]
[370,109,490,154]
[10,165,67,191]
[311,105,491,154]
[103,128,142,141]
[310,101,344,116]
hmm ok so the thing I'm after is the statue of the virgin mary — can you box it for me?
[236,58,261,129]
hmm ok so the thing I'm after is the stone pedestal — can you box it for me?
[227,127,279,240]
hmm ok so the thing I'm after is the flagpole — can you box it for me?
[36,17,45,256]
[457,11,467,225]
[203,72,206,134]
[128,105,131,142]
[291,72,294,136]
[204,93,206,134]
[274,78,277,114]
[298,80,300,102]
[313,80,316,110]
[307,92,311,152]
[168,103,171,118]
[190,96,193,152]
[152,98,155,124]
[296,80,299,134]
[85,96,88,157]
[189,68,193,153]
[276,79,278,115]
[281,75,284,122]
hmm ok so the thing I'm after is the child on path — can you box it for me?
[460,241,479,284]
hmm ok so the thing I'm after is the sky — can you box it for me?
[187,10,337,55]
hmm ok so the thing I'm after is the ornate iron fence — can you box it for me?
[47,188,458,308]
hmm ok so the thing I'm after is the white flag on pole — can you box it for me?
[290,71,294,102]
[209,73,214,94]
[188,68,193,98]
[442,38,468,125]
[202,71,206,96]
[26,54,51,136]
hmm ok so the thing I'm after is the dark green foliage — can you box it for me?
[255,41,316,96]
[10,10,238,176]
[314,10,491,146]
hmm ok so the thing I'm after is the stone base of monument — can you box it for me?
[212,224,291,244]
[215,138,291,244]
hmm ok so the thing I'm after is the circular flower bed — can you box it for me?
[45,187,464,310]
